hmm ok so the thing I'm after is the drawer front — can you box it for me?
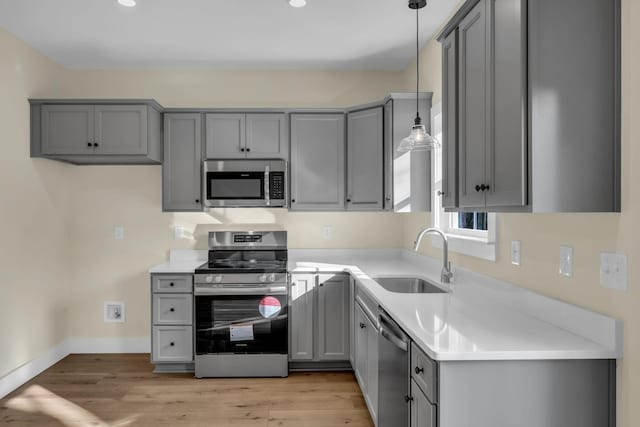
[153,294,193,325]
[355,283,379,326]
[152,326,193,363]
[152,275,193,293]
[411,342,438,403]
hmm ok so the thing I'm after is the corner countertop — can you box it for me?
[149,248,622,362]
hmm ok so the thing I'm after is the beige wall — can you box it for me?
[403,1,639,425]
[0,29,71,377]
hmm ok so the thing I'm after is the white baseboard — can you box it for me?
[0,337,151,399]
[0,340,69,399]
[67,337,150,354]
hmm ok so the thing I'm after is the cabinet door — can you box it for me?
[410,380,436,427]
[163,114,203,212]
[354,305,369,390]
[442,30,459,209]
[383,100,394,210]
[94,105,148,155]
[317,274,350,361]
[289,274,315,361]
[245,114,287,159]
[347,107,384,211]
[349,278,356,366]
[485,0,527,208]
[458,0,487,208]
[152,326,193,363]
[290,114,346,211]
[365,313,378,423]
[41,105,94,155]
[205,113,245,158]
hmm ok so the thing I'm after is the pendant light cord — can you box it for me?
[415,5,420,124]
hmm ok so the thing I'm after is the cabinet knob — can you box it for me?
[291,199,296,203]
[415,366,424,374]
[437,191,445,196]
[475,185,481,192]
[170,308,175,312]
[195,199,200,204]
[404,395,414,403]
[485,184,490,191]
[240,147,245,152]
[359,323,366,329]
[347,199,352,203]
[385,196,391,202]
[94,142,99,147]
[170,342,175,347]
[87,142,93,147]
[170,282,174,287]
[246,147,251,152]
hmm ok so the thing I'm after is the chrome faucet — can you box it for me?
[413,228,453,284]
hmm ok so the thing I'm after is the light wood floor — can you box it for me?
[0,354,374,427]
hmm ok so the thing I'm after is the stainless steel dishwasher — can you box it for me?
[377,309,410,427]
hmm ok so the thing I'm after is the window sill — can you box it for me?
[431,232,496,262]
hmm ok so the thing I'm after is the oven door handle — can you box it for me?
[194,285,287,296]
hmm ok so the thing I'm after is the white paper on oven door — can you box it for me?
[230,325,254,342]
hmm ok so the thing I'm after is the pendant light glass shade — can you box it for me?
[398,0,439,153]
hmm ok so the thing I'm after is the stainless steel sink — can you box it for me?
[374,276,446,294]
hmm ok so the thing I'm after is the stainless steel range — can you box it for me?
[194,231,288,378]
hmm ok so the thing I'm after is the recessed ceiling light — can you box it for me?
[118,0,136,7]
[289,0,306,8]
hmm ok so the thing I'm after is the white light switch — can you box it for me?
[114,226,124,240]
[559,246,573,277]
[511,240,521,266]
[600,252,627,291]
[323,225,332,240]
[174,226,185,240]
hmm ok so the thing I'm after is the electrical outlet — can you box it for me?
[559,246,573,277]
[511,240,521,266]
[104,301,125,323]
[114,226,124,240]
[600,252,627,291]
[323,225,332,240]
[174,226,185,240]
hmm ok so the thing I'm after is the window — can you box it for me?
[430,103,496,261]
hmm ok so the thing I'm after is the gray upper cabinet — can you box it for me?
[317,274,350,360]
[439,0,620,212]
[347,107,384,211]
[290,114,346,211]
[457,0,487,209]
[383,94,432,212]
[205,113,287,160]
[441,30,458,210]
[163,113,203,212]
[31,100,162,165]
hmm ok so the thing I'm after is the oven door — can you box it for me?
[194,285,288,355]
[205,171,266,207]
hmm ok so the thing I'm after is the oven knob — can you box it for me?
[206,276,213,283]
[259,274,267,283]
[268,273,276,282]
[215,275,223,283]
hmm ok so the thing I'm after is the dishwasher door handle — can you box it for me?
[380,326,409,352]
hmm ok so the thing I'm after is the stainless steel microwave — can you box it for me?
[203,159,287,208]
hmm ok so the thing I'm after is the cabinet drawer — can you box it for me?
[152,326,193,363]
[152,275,193,293]
[411,342,438,403]
[153,294,192,325]
[355,284,379,326]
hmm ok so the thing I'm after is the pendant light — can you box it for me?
[397,0,440,153]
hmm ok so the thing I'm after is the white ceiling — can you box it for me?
[0,0,457,70]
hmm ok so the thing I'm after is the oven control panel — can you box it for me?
[269,172,285,200]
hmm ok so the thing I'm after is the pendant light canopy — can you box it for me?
[398,0,440,153]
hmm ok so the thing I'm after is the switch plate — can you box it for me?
[600,252,627,291]
[174,226,184,240]
[104,301,125,323]
[114,226,124,240]
[323,225,332,240]
[511,240,521,266]
[559,246,573,277]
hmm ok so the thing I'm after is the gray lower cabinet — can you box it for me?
[383,94,432,212]
[289,273,350,365]
[163,113,203,212]
[290,114,346,211]
[410,379,436,427]
[347,107,383,211]
[354,302,379,424]
[440,0,620,212]
[31,100,162,164]
[205,113,287,160]
[150,274,194,372]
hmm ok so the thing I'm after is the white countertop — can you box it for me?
[150,248,622,362]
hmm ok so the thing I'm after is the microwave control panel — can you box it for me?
[270,173,285,200]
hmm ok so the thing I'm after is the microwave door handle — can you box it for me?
[264,165,270,206]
